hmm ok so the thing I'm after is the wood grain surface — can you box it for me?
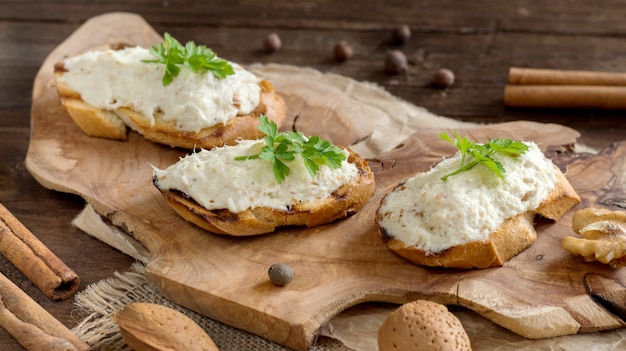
[24,13,626,350]
[5,2,626,351]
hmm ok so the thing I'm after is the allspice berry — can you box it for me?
[384,50,408,75]
[268,263,295,286]
[432,68,455,88]
[390,24,411,45]
[334,40,353,62]
[263,33,282,53]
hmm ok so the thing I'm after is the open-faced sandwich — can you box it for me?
[54,33,286,149]
[152,116,375,236]
[376,133,581,269]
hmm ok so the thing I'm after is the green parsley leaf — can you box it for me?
[440,131,529,181]
[142,33,234,86]
[235,115,346,184]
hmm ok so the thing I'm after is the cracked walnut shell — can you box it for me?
[562,208,626,268]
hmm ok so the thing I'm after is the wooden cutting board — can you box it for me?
[26,12,626,350]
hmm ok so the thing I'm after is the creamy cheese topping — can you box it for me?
[377,142,558,253]
[152,139,360,213]
[57,46,261,133]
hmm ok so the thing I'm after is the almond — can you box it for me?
[113,302,219,351]
[378,300,472,351]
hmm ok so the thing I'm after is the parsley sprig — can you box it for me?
[440,132,529,181]
[235,115,346,184]
[142,33,235,86]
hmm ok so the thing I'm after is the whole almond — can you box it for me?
[378,300,472,351]
[113,302,219,351]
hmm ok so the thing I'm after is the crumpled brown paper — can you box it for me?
[320,302,626,351]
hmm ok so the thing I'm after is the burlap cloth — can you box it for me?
[69,64,626,350]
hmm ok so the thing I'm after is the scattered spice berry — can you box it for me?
[333,40,353,62]
[384,50,408,75]
[268,263,295,286]
[263,33,282,53]
[432,68,455,88]
[390,24,411,45]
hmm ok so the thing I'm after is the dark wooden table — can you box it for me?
[2,1,626,349]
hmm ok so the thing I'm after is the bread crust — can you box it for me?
[54,62,286,149]
[156,147,375,236]
[377,165,581,269]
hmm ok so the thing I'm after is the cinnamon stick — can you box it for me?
[508,67,626,86]
[504,67,626,109]
[0,272,91,350]
[0,203,79,300]
[0,295,77,351]
[504,85,626,109]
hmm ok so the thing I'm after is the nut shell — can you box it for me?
[378,300,472,351]
[113,302,219,351]
[562,207,626,267]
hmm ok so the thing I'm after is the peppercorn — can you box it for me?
[268,263,295,286]
[390,25,411,45]
[432,68,455,88]
[384,50,408,75]
[263,33,282,53]
[334,40,353,62]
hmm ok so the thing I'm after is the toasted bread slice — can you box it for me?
[54,62,286,149]
[382,211,537,269]
[376,159,581,269]
[155,147,375,236]
[53,72,129,140]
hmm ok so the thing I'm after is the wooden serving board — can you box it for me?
[26,13,626,350]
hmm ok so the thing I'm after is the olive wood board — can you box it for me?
[26,12,626,350]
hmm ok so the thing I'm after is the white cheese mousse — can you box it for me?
[377,142,558,254]
[152,139,360,213]
[56,46,261,133]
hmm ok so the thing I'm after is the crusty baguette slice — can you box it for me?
[54,63,286,149]
[377,166,580,269]
[155,147,375,236]
[53,71,129,140]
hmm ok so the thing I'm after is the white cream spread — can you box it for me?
[57,46,261,133]
[377,142,558,253]
[152,139,360,213]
